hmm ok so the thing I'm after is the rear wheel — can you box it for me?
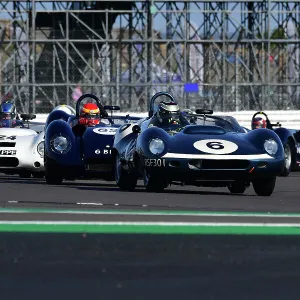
[252,177,276,196]
[114,154,137,191]
[45,155,63,185]
[228,181,247,194]
[280,141,293,177]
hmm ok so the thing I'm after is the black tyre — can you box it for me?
[228,182,247,194]
[32,172,45,179]
[114,154,137,191]
[252,177,276,196]
[280,141,293,177]
[19,170,31,178]
[45,155,63,185]
[143,169,168,192]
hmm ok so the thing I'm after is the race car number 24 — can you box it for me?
[0,135,16,140]
[144,158,166,167]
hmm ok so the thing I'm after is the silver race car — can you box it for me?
[0,113,45,178]
[0,103,75,178]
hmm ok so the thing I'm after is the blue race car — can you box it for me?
[113,92,285,196]
[251,111,299,176]
[44,93,141,184]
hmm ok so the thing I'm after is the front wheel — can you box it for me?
[280,141,293,177]
[32,172,45,179]
[45,155,63,185]
[19,170,31,178]
[143,169,168,192]
[114,154,137,191]
[228,182,247,194]
[252,177,276,196]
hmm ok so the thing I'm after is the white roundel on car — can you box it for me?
[93,127,118,135]
[193,139,238,154]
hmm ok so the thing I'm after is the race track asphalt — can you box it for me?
[1,173,300,299]
[0,173,300,213]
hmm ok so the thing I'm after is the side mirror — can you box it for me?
[132,125,141,134]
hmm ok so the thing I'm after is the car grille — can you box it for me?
[0,142,16,147]
[0,157,19,167]
[189,159,250,170]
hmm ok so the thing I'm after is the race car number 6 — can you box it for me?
[193,139,238,154]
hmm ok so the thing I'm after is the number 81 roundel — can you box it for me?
[193,139,238,154]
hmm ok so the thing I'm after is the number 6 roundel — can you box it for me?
[193,139,238,154]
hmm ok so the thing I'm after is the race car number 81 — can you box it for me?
[193,139,238,154]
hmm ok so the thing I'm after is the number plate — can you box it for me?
[87,164,111,171]
[144,158,166,167]
[0,150,16,155]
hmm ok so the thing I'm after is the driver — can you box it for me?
[0,101,18,120]
[79,103,101,127]
[0,101,23,128]
[251,117,267,130]
[149,100,189,128]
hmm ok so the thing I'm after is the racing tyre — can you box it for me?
[32,172,45,179]
[19,170,31,178]
[114,154,137,191]
[143,169,168,193]
[45,155,63,185]
[280,141,293,177]
[228,182,246,194]
[252,177,276,196]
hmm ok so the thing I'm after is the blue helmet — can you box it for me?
[0,102,17,119]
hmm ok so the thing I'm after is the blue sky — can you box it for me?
[0,1,297,36]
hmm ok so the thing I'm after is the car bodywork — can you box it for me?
[113,92,285,196]
[44,93,141,184]
[0,114,45,178]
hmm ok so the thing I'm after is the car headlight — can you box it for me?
[264,139,278,155]
[50,135,71,154]
[37,141,44,157]
[149,138,165,155]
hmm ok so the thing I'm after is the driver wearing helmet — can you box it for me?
[149,100,189,128]
[0,101,22,128]
[251,117,267,130]
[79,103,101,127]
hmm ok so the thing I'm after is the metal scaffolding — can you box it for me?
[0,0,299,113]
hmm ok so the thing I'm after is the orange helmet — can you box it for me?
[79,103,101,126]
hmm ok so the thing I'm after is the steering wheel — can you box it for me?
[149,92,176,118]
[76,93,108,118]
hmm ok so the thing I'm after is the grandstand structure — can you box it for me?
[0,0,299,113]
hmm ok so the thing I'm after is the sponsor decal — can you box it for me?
[93,127,118,135]
[193,139,238,154]
[0,150,16,155]
[144,158,166,167]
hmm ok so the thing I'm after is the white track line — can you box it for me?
[1,221,300,227]
[1,209,300,218]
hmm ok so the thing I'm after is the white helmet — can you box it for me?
[52,104,76,115]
